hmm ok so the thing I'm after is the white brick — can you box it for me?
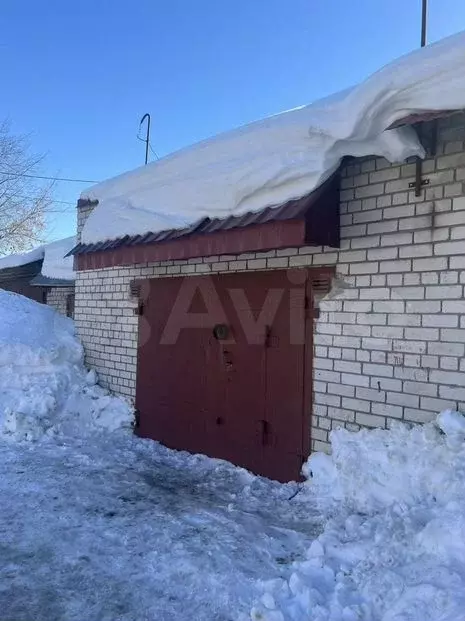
[341,397,371,413]
[420,397,458,412]
[341,373,369,387]
[450,256,465,269]
[342,324,371,337]
[350,235,381,249]
[349,262,379,275]
[314,393,341,407]
[413,257,447,271]
[333,336,362,349]
[430,370,465,387]
[327,407,356,422]
[403,381,438,396]
[392,340,427,354]
[359,288,390,300]
[371,402,403,418]
[452,196,465,210]
[373,301,405,313]
[403,409,437,424]
[372,325,404,339]
[355,412,386,428]
[343,301,372,312]
[355,386,386,402]
[314,369,340,383]
[441,329,465,343]
[399,244,433,258]
[404,327,439,341]
[425,285,462,299]
[363,363,393,377]
[423,314,459,327]
[380,260,411,273]
[367,221,398,235]
[442,300,465,313]
[440,356,459,370]
[434,241,465,256]
[267,257,289,268]
[386,391,419,408]
[361,337,392,351]
[334,360,362,373]
[327,382,355,397]
[439,385,465,400]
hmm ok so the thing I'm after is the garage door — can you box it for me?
[136,268,321,482]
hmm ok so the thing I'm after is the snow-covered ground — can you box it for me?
[0,434,320,621]
[0,290,464,620]
[252,414,465,621]
[82,30,465,245]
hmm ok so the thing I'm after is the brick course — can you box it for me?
[75,114,465,452]
[46,286,75,317]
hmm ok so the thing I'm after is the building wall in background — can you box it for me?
[46,286,75,317]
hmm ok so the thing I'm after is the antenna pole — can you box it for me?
[421,0,428,46]
[139,113,151,165]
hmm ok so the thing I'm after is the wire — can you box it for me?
[0,171,99,184]
[149,143,160,160]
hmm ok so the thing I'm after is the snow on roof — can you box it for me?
[41,236,76,281]
[0,236,76,282]
[82,30,465,245]
[0,246,44,270]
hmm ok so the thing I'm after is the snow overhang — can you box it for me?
[71,173,340,270]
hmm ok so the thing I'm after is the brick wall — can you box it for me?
[46,286,75,317]
[77,199,97,244]
[75,114,465,452]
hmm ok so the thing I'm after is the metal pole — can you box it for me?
[421,0,428,47]
[414,0,428,195]
[139,113,151,165]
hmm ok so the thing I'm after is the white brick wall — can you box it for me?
[75,114,465,453]
[76,200,96,244]
[46,286,75,317]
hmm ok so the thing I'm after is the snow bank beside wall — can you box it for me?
[251,412,465,621]
[0,290,133,440]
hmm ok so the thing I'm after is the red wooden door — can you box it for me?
[136,269,312,481]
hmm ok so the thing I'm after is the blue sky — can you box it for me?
[2,0,465,242]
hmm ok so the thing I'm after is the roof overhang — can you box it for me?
[30,274,75,287]
[0,259,43,283]
[73,172,340,271]
[388,109,464,129]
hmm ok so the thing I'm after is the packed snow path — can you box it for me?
[0,433,321,621]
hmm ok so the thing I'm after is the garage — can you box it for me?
[136,268,328,481]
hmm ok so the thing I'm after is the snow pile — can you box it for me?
[40,236,75,280]
[251,413,465,621]
[0,290,132,440]
[82,31,465,245]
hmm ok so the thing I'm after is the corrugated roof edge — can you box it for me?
[30,274,75,287]
[69,173,337,257]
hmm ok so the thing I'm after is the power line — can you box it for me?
[1,194,75,206]
[0,171,99,184]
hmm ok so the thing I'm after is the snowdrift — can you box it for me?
[0,290,132,440]
[251,413,465,621]
[82,30,465,245]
